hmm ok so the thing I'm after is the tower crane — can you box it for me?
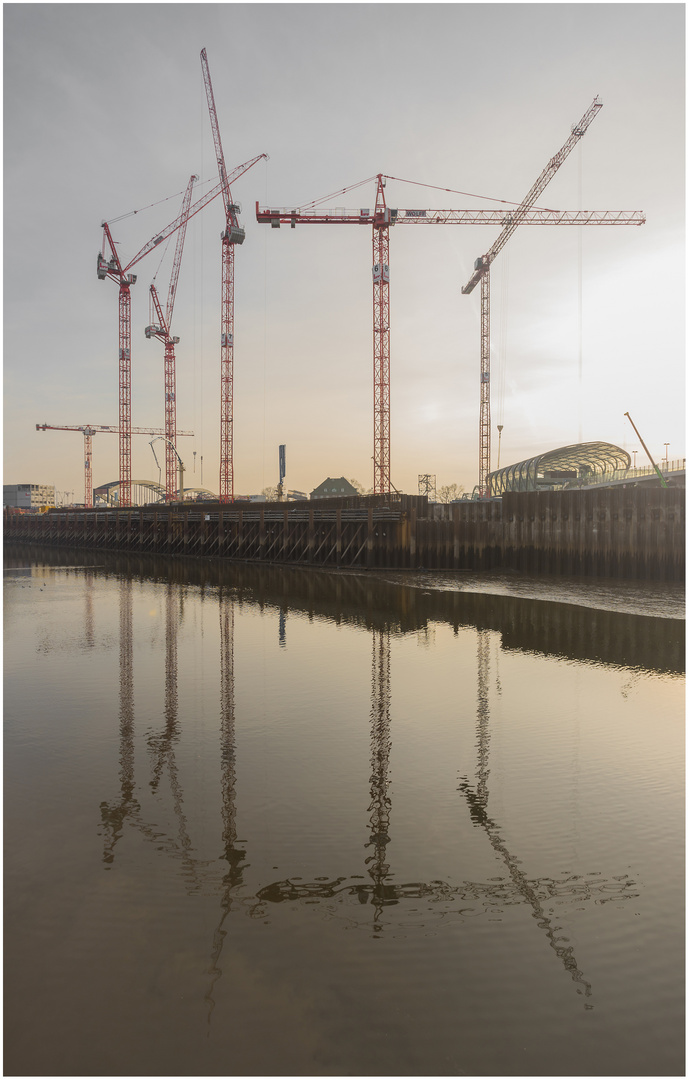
[36,423,193,508]
[97,153,267,508]
[461,96,608,496]
[201,47,254,503]
[257,159,643,494]
[145,175,197,500]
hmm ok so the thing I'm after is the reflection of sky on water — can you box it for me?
[3,550,684,1075]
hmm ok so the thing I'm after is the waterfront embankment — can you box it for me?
[5,485,684,580]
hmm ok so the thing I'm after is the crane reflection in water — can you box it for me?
[99,577,139,863]
[205,592,249,1019]
[98,575,640,1018]
[458,630,594,1004]
[252,623,637,1009]
[100,581,211,884]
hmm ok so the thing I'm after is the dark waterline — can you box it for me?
[4,546,685,1076]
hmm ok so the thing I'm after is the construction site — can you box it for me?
[5,13,686,1080]
[9,54,683,582]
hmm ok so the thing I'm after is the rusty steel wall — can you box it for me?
[4,487,684,581]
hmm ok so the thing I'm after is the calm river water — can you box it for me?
[4,545,685,1076]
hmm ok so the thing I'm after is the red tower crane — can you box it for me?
[145,175,197,500]
[201,47,252,503]
[258,173,396,493]
[372,176,392,493]
[257,162,643,494]
[36,423,193,508]
[97,153,266,507]
[461,96,607,496]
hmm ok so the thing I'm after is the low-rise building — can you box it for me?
[4,483,56,509]
[310,477,358,500]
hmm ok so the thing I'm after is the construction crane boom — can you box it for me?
[200,48,229,211]
[462,96,603,296]
[166,175,197,329]
[257,206,643,227]
[36,423,193,508]
[460,97,607,497]
[36,423,194,435]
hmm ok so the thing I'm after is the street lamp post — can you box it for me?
[664,443,670,468]
[149,437,185,502]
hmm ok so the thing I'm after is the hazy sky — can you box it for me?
[4,3,685,500]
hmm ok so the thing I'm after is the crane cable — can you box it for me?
[577,143,584,443]
[296,175,378,211]
[382,174,558,212]
[293,170,565,214]
[103,174,219,227]
[296,173,561,213]
[497,246,509,431]
[147,233,175,326]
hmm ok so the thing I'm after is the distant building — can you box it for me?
[310,477,358,500]
[4,483,56,509]
[487,441,632,496]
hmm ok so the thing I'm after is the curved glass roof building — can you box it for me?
[488,441,631,496]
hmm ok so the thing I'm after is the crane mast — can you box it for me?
[462,96,603,497]
[145,175,197,500]
[372,176,392,492]
[98,224,137,508]
[201,47,247,503]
